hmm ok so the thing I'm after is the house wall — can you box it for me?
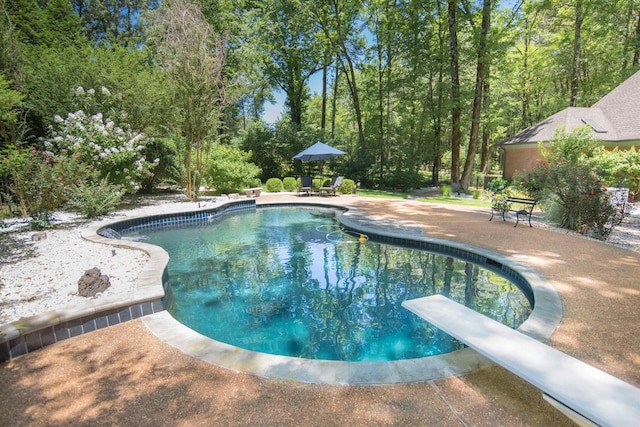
[503,145,543,178]
[503,140,640,178]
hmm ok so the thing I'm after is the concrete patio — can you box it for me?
[1,195,638,426]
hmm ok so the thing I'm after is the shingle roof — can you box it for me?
[501,70,640,146]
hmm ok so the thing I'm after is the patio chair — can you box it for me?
[298,176,312,196]
[320,176,343,196]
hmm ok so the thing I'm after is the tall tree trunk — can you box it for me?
[385,1,394,174]
[480,77,491,176]
[321,57,328,131]
[570,0,583,107]
[377,33,385,184]
[332,0,365,151]
[633,8,640,66]
[461,0,491,190]
[331,58,340,139]
[286,80,303,128]
[448,0,461,188]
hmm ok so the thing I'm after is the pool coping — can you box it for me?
[1,199,564,385]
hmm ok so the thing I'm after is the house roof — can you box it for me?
[501,70,640,146]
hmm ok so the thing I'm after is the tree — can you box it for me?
[0,74,24,147]
[150,0,230,201]
[74,0,157,47]
[447,0,461,188]
[259,0,324,128]
[460,0,492,190]
[570,0,584,107]
[315,0,366,151]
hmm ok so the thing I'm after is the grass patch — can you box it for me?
[357,189,411,199]
[417,195,491,207]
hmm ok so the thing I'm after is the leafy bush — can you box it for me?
[340,178,355,194]
[440,185,452,196]
[587,146,640,200]
[515,128,627,239]
[66,179,123,218]
[206,144,261,194]
[384,169,422,191]
[0,146,66,223]
[312,178,323,191]
[486,177,510,192]
[265,178,283,192]
[540,161,616,234]
[282,177,298,191]
[138,137,181,193]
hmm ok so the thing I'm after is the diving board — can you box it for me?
[402,295,640,427]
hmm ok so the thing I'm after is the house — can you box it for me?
[500,70,640,178]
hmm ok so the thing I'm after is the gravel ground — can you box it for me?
[0,193,204,324]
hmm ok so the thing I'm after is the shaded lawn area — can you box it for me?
[357,188,491,208]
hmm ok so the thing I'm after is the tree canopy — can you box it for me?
[2,0,639,191]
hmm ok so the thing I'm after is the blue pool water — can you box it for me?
[133,206,532,362]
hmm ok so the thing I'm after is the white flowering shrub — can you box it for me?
[44,86,158,193]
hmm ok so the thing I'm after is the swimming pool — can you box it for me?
[125,206,532,362]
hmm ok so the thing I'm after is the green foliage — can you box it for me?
[282,177,297,191]
[65,178,123,218]
[6,0,640,203]
[338,155,377,187]
[0,146,67,224]
[490,191,511,214]
[265,177,284,192]
[138,138,181,193]
[312,178,323,191]
[0,143,125,222]
[515,129,626,239]
[340,178,355,194]
[0,74,24,145]
[486,177,510,192]
[440,185,452,197]
[588,146,640,199]
[206,144,261,194]
[540,161,615,234]
[239,123,281,181]
[542,127,599,164]
[383,170,422,191]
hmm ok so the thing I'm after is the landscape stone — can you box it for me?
[77,267,110,297]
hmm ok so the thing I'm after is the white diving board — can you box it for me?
[402,294,640,427]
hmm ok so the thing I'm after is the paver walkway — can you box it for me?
[1,195,638,426]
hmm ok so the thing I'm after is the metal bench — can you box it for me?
[402,295,640,426]
[490,196,537,227]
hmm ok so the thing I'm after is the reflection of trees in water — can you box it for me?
[160,211,531,360]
